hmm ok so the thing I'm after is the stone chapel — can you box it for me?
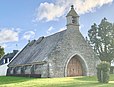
[7,5,100,78]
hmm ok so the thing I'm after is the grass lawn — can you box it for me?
[0,74,114,87]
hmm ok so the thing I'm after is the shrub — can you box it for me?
[96,61,110,83]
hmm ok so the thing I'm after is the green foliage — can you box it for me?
[97,61,110,83]
[0,46,5,59]
[88,18,114,63]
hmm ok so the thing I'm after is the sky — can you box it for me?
[0,0,114,54]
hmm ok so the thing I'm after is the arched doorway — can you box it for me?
[67,55,83,77]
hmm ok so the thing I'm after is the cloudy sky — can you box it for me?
[0,0,114,53]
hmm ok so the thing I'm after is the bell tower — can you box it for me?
[66,5,79,29]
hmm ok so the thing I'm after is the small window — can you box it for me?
[72,16,76,24]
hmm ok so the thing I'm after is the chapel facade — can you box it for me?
[7,5,100,78]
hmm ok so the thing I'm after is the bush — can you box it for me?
[96,61,110,83]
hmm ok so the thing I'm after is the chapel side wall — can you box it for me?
[34,63,49,78]
[7,63,49,78]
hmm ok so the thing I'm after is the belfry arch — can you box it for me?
[65,54,88,77]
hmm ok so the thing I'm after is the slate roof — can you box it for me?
[8,30,66,67]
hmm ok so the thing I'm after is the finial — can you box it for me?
[71,5,74,9]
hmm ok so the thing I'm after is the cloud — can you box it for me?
[75,0,113,14]
[0,28,19,43]
[0,43,7,48]
[23,31,35,40]
[35,2,66,22]
[46,26,55,35]
[35,0,113,21]
[58,26,66,32]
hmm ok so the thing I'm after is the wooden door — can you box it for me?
[67,57,82,77]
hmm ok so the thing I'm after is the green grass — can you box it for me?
[0,74,114,87]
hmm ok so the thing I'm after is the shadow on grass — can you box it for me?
[42,81,114,87]
[57,79,114,87]
[73,76,97,81]
[68,76,114,87]
[58,82,114,87]
[0,76,35,85]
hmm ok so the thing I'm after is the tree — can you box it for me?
[88,18,114,63]
[0,46,5,59]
